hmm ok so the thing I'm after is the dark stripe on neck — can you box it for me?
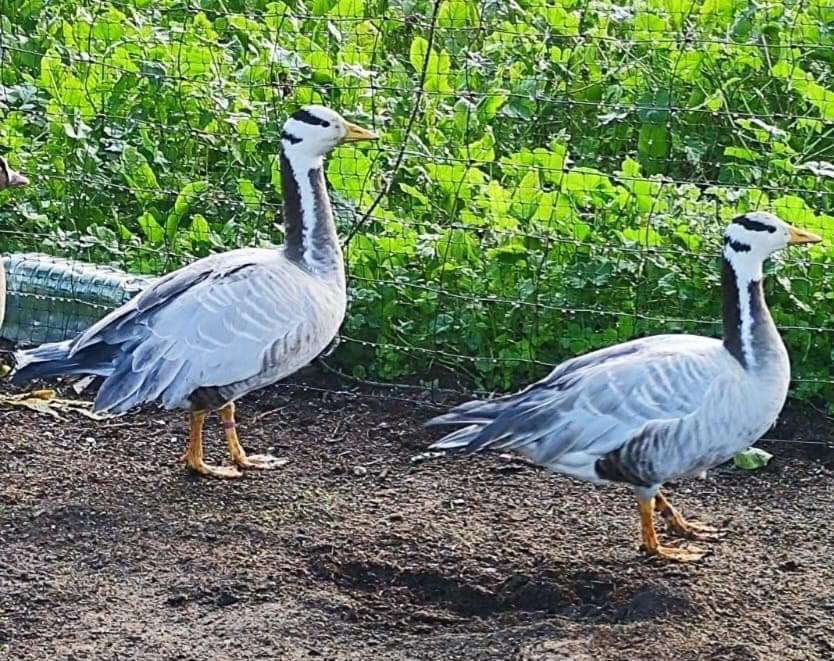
[721,257,767,368]
[0,158,9,188]
[280,152,304,262]
[281,131,301,144]
[732,215,776,233]
[307,167,337,257]
[292,109,330,127]
[722,258,745,366]
[279,153,338,267]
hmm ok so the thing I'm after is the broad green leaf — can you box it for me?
[772,195,817,225]
[227,15,264,33]
[265,2,297,31]
[311,0,336,14]
[92,8,127,42]
[562,167,612,194]
[138,211,164,245]
[329,0,364,17]
[172,44,216,77]
[482,180,511,219]
[544,6,580,35]
[724,146,757,162]
[633,14,670,45]
[673,50,703,82]
[409,36,429,74]
[770,60,793,79]
[328,149,373,201]
[621,226,663,247]
[39,49,64,97]
[638,124,670,170]
[59,73,87,110]
[438,0,479,28]
[477,94,507,122]
[460,129,495,162]
[425,162,486,200]
[111,46,139,74]
[537,146,567,184]
[343,21,379,66]
[122,147,160,203]
[620,157,642,179]
[174,181,210,217]
[270,154,282,193]
[531,191,573,225]
[409,36,452,93]
[305,49,335,83]
[439,228,480,262]
[512,170,541,219]
[238,178,262,208]
[236,118,260,138]
[190,214,211,245]
[399,183,429,206]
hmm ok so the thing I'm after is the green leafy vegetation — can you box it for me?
[1,0,834,400]
[733,447,774,470]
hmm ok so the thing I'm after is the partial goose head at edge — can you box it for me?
[0,156,29,189]
[0,155,29,332]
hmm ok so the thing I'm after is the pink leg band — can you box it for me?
[222,421,236,430]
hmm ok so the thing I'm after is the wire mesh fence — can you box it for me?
[1,0,834,406]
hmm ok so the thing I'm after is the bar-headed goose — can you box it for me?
[11,106,378,478]
[427,212,821,561]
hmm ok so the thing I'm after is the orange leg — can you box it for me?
[181,410,243,479]
[655,491,727,541]
[219,403,288,471]
[639,498,708,562]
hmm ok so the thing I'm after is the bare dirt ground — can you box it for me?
[2,365,834,660]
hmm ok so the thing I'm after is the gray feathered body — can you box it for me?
[12,247,346,413]
[428,216,798,498]
[11,120,357,416]
[429,329,789,495]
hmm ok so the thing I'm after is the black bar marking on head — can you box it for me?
[292,108,330,127]
[281,130,302,144]
[723,235,751,253]
[732,215,777,233]
[0,156,9,187]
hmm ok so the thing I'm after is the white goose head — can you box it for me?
[722,211,821,282]
[277,106,378,273]
[0,156,29,189]
[280,105,378,161]
[720,211,821,370]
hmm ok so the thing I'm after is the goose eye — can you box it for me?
[321,120,330,128]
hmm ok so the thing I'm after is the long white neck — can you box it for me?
[280,146,344,278]
[721,245,780,371]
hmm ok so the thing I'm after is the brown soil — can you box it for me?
[1,369,833,660]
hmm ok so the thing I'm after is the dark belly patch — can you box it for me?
[189,386,231,411]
